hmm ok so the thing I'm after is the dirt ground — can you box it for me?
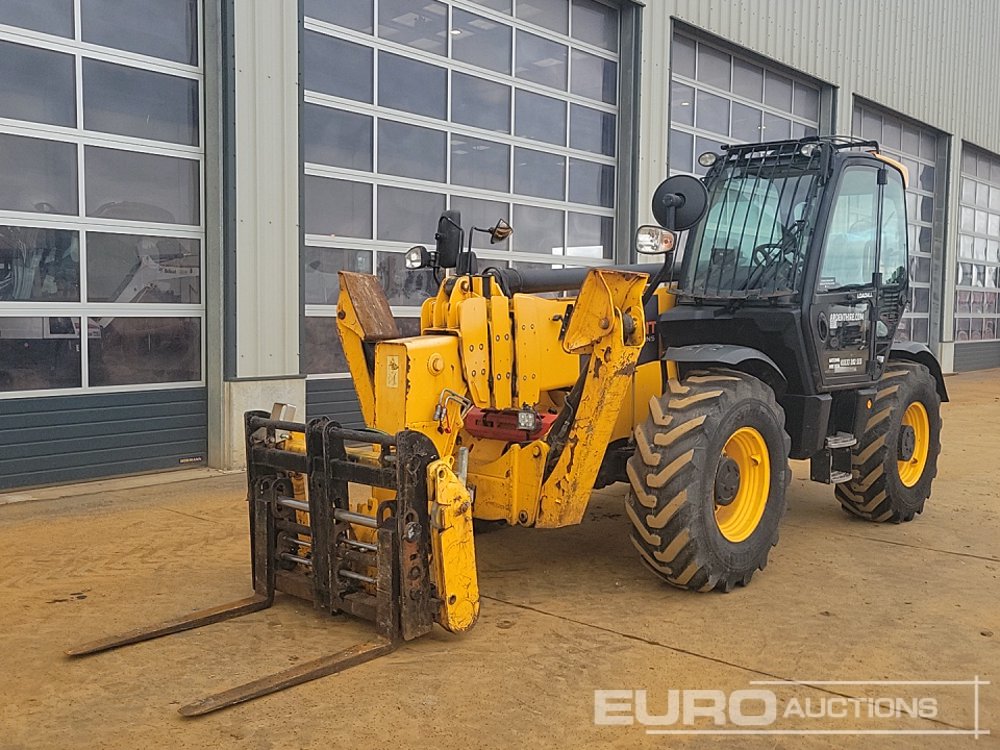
[0,370,998,749]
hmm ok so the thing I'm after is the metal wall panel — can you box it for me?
[953,341,1000,372]
[0,388,208,490]
[232,0,300,378]
[640,1,1000,207]
[306,378,363,426]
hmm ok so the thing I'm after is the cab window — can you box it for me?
[818,167,878,291]
[880,169,908,287]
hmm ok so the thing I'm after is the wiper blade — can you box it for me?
[675,289,795,305]
[820,282,871,293]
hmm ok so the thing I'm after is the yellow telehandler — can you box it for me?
[69,137,946,715]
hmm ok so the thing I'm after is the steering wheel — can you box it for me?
[750,242,786,268]
[745,222,806,291]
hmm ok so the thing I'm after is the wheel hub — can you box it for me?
[715,456,741,506]
[898,424,916,461]
[897,401,930,487]
[714,427,771,543]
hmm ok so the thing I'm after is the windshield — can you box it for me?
[681,161,821,298]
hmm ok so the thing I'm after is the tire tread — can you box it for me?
[835,362,941,523]
[626,370,790,592]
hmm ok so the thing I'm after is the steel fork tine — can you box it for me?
[178,639,396,717]
[66,594,272,657]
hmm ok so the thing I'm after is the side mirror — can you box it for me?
[489,218,513,244]
[435,210,463,269]
[651,174,709,231]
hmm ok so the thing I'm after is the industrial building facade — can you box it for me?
[1,0,998,489]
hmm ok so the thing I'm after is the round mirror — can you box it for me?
[651,174,709,231]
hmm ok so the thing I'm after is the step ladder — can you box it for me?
[810,431,857,484]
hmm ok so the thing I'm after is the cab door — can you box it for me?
[808,163,885,388]
[869,165,910,369]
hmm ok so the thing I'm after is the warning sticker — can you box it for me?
[386,355,400,388]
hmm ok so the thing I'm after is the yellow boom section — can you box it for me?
[536,269,648,526]
[337,268,649,531]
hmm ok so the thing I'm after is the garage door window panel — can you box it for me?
[81,0,198,66]
[0,316,81,392]
[302,315,349,375]
[87,233,200,304]
[451,73,511,133]
[450,135,510,192]
[0,226,79,302]
[304,32,373,103]
[452,9,511,74]
[377,186,445,244]
[305,0,373,33]
[730,102,761,143]
[515,89,566,146]
[568,211,613,259]
[0,134,78,216]
[512,204,564,255]
[0,40,75,128]
[304,177,372,239]
[516,0,568,35]
[570,49,616,104]
[378,52,447,119]
[0,0,73,38]
[732,59,763,101]
[302,105,373,171]
[377,120,447,182]
[697,44,730,90]
[516,31,567,90]
[303,248,372,305]
[89,316,200,386]
[514,147,565,201]
[571,0,618,52]
[378,0,447,56]
[85,147,200,226]
[569,104,615,156]
[83,59,199,146]
[569,158,614,208]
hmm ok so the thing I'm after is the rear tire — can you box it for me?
[835,361,941,522]
[625,370,790,592]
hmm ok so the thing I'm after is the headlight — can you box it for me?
[404,244,431,269]
[516,409,539,432]
[698,151,718,168]
[635,225,676,255]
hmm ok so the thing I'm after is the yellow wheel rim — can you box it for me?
[898,401,930,487]
[714,427,770,543]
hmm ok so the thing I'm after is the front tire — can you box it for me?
[835,361,941,522]
[625,370,790,592]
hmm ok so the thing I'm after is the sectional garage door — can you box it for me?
[0,1,207,489]
[299,0,631,424]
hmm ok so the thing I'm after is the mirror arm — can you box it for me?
[660,201,678,232]
[641,251,675,307]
